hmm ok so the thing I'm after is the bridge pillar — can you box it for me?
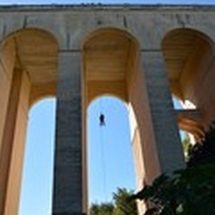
[142,51,185,178]
[52,51,86,215]
[0,68,30,215]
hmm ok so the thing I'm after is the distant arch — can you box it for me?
[162,28,215,101]
[162,27,215,129]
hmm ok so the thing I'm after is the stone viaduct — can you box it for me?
[0,4,215,215]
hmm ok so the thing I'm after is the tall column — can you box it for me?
[52,51,86,215]
[141,51,185,175]
[0,68,30,215]
[4,70,30,215]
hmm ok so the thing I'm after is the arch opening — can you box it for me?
[19,98,56,215]
[87,96,136,205]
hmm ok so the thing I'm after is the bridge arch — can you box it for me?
[162,28,215,139]
[82,27,168,215]
[0,28,58,215]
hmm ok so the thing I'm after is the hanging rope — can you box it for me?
[99,97,108,201]
[100,123,107,201]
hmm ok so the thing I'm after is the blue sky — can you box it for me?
[19,99,56,215]
[0,0,212,215]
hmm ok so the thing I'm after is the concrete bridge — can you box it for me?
[0,4,215,215]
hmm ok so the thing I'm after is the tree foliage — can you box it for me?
[89,188,138,215]
[130,122,215,215]
[90,202,114,215]
[113,188,138,215]
[131,163,215,215]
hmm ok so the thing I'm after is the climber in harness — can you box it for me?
[99,113,105,126]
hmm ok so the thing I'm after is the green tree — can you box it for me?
[90,202,114,215]
[100,203,115,215]
[89,188,138,215]
[90,203,100,215]
[113,188,138,215]
[131,163,215,215]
